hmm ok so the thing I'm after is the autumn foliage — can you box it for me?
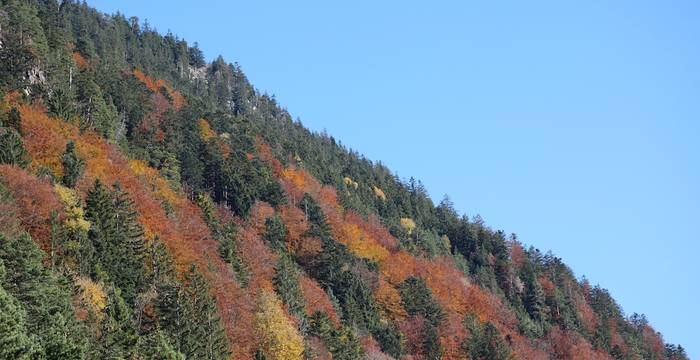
[0,164,63,251]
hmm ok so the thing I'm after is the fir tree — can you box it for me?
[0,127,30,168]
[61,141,84,188]
[0,261,41,360]
[180,265,229,360]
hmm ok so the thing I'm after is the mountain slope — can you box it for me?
[0,1,688,359]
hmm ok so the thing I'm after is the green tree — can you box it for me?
[0,128,30,168]
[2,108,22,133]
[95,285,138,359]
[0,234,87,358]
[463,315,511,360]
[61,141,84,188]
[0,261,41,360]
[135,330,185,360]
[85,180,147,304]
[273,254,305,321]
[180,266,229,360]
[264,215,287,252]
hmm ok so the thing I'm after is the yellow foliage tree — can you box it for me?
[374,279,407,320]
[335,223,389,263]
[254,290,305,360]
[198,118,216,141]
[54,184,90,232]
[372,186,386,201]
[400,218,416,235]
[343,176,358,189]
[76,277,107,320]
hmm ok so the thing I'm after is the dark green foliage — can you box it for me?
[398,277,445,327]
[463,315,511,360]
[156,266,229,360]
[0,234,87,359]
[135,330,185,360]
[666,344,689,360]
[2,108,22,133]
[61,141,84,188]
[264,215,287,252]
[85,180,147,304]
[217,225,249,286]
[422,323,442,360]
[273,254,305,321]
[373,321,405,359]
[0,0,46,91]
[94,285,138,359]
[180,266,229,360]
[0,265,41,360]
[0,127,30,168]
[397,276,444,358]
[308,312,363,360]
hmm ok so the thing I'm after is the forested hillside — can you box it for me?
[0,1,689,359]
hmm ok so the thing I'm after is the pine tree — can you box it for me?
[85,180,147,304]
[273,254,305,321]
[96,285,138,359]
[463,315,511,360]
[264,215,287,252]
[61,141,84,188]
[135,330,185,360]
[180,265,230,360]
[0,234,87,358]
[111,184,147,302]
[0,127,30,168]
[0,261,41,360]
[3,107,22,133]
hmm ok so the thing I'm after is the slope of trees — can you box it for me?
[0,0,687,359]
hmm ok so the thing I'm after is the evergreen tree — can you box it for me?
[0,262,41,360]
[96,285,138,359]
[463,315,510,360]
[180,266,229,360]
[0,234,87,358]
[0,127,30,168]
[3,107,22,133]
[61,141,84,188]
[264,215,287,252]
[85,180,147,304]
[155,266,229,360]
[398,277,445,327]
[273,255,305,321]
[135,330,185,360]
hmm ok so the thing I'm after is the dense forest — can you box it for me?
[0,1,689,359]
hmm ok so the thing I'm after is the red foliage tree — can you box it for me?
[299,274,340,326]
[278,204,309,253]
[0,165,63,251]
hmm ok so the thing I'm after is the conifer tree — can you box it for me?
[0,262,40,360]
[0,234,87,358]
[96,285,138,359]
[135,330,185,360]
[61,141,84,188]
[3,108,22,133]
[181,266,229,360]
[0,127,30,168]
[85,180,147,304]
[463,315,511,360]
[273,254,305,321]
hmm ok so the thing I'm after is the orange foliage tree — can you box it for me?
[13,103,264,357]
[299,275,340,326]
[0,164,63,250]
[277,204,309,253]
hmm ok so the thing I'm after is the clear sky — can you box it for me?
[88,0,699,356]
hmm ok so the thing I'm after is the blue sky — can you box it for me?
[89,0,699,356]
